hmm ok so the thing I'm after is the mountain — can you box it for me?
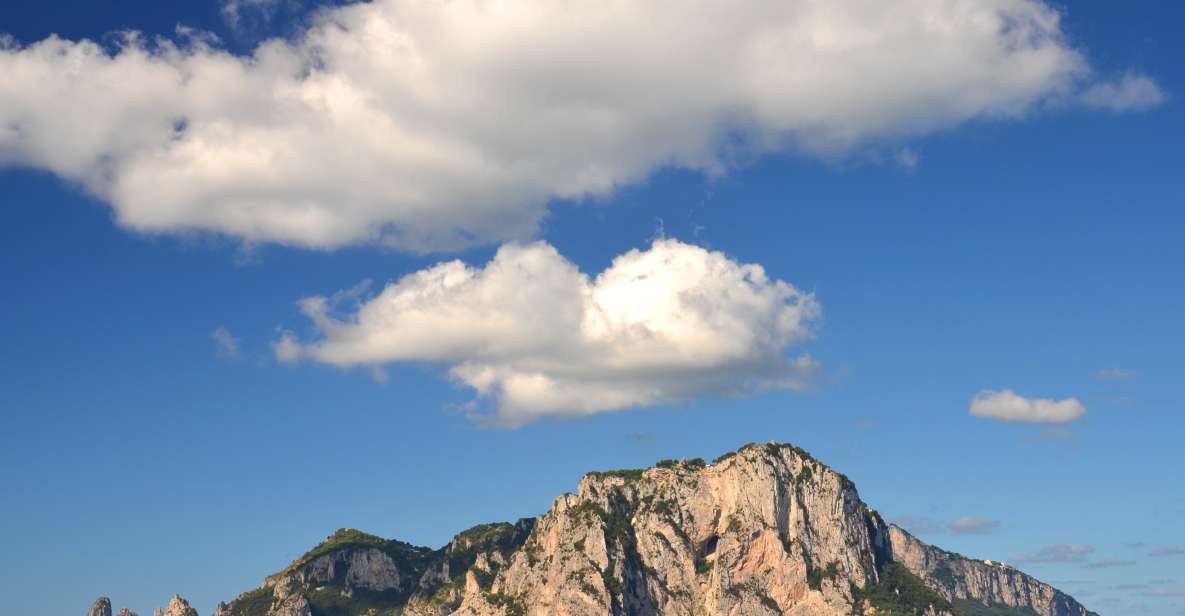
[92,442,1099,616]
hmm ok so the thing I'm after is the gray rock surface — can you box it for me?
[87,597,112,616]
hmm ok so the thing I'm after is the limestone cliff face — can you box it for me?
[887,526,1093,616]
[452,444,882,616]
[268,546,408,594]
[153,595,198,616]
[97,441,1100,616]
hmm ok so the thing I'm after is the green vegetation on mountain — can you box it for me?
[282,528,435,577]
[856,562,953,615]
[218,586,273,616]
[952,599,1042,616]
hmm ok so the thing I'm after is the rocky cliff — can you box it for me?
[87,596,140,616]
[90,442,1099,616]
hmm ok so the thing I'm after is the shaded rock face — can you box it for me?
[274,546,405,593]
[87,597,112,616]
[208,442,1099,616]
[888,526,1094,616]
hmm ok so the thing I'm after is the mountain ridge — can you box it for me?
[93,441,1099,616]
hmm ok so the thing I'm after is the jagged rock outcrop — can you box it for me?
[87,597,112,616]
[189,442,1101,616]
[152,595,198,616]
[86,597,138,616]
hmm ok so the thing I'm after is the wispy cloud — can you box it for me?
[220,0,282,32]
[892,516,945,535]
[1081,74,1166,112]
[894,147,920,171]
[1014,544,1094,564]
[1150,547,1185,557]
[211,327,241,359]
[1095,367,1136,381]
[1145,587,1185,597]
[949,516,1000,535]
[1086,559,1136,569]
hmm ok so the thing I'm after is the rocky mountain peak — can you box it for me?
[152,595,198,616]
[87,597,112,616]
[92,441,1101,616]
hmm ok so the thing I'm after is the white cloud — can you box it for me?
[1014,544,1094,564]
[275,239,820,425]
[211,326,241,358]
[970,389,1085,424]
[0,1,1158,251]
[1081,73,1166,112]
[949,516,1000,535]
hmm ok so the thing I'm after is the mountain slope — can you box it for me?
[199,442,1097,616]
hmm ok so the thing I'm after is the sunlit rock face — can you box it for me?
[94,442,1099,616]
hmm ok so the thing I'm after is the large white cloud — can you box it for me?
[969,389,1085,423]
[275,239,820,425]
[0,0,1158,250]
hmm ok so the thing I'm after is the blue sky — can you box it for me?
[1,1,1183,615]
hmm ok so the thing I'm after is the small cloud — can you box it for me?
[1151,548,1185,557]
[893,516,945,535]
[894,147,920,171]
[949,516,1000,535]
[1014,544,1095,564]
[1081,73,1166,112]
[1096,367,1136,381]
[855,420,875,430]
[970,389,1085,424]
[627,432,653,444]
[211,327,241,359]
[1087,559,1137,569]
